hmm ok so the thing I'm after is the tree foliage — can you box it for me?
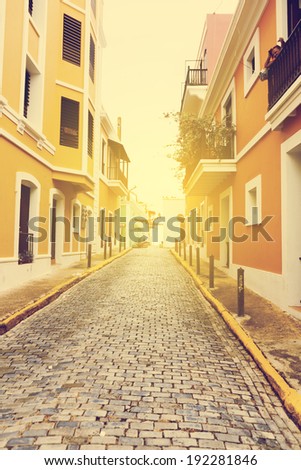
[165,112,236,172]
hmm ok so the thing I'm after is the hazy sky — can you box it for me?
[102,0,239,211]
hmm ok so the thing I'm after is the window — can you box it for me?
[60,97,79,148]
[23,56,43,127]
[62,14,81,66]
[88,111,94,157]
[243,28,260,96]
[23,70,31,118]
[89,35,95,82]
[245,176,262,225]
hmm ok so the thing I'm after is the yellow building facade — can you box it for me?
[0,0,129,291]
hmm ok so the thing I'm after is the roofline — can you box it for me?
[200,0,269,117]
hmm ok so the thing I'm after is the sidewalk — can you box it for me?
[0,246,127,327]
[172,246,301,397]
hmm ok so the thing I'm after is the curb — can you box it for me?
[171,249,301,429]
[0,248,132,336]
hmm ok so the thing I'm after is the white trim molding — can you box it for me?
[0,0,6,95]
[281,129,301,312]
[0,97,56,154]
[245,175,262,226]
[0,127,94,187]
[243,28,260,97]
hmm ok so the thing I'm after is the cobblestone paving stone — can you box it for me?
[0,248,301,450]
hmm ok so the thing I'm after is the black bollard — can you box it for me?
[237,267,245,316]
[87,243,92,268]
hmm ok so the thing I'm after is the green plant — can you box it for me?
[165,112,236,172]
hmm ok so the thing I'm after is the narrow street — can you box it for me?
[0,248,300,450]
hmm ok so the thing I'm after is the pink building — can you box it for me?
[181,14,233,114]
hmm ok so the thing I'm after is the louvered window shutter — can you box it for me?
[28,0,33,16]
[62,14,81,66]
[24,70,30,118]
[88,111,94,157]
[60,97,80,148]
[89,35,95,82]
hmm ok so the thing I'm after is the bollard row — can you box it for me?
[175,241,245,316]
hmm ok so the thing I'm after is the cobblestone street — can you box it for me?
[0,248,300,450]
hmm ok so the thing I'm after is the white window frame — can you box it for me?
[276,0,288,40]
[243,28,260,97]
[245,175,262,226]
[14,172,41,259]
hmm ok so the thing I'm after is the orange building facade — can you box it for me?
[0,0,130,291]
[182,0,301,316]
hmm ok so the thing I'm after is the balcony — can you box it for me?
[268,21,300,110]
[184,135,236,197]
[107,166,128,195]
[184,159,237,197]
[266,21,301,129]
[52,171,94,192]
[180,63,208,114]
[107,139,129,196]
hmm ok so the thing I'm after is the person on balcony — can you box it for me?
[259,37,285,81]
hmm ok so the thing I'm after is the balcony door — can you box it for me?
[287,0,301,36]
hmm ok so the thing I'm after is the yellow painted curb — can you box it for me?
[171,249,301,429]
[0,248,132,335]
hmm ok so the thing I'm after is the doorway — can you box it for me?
[283,141,301,309]
[18,184,33,264]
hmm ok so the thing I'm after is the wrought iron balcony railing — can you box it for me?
[268,20,301,110]
[181,64,208,112]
